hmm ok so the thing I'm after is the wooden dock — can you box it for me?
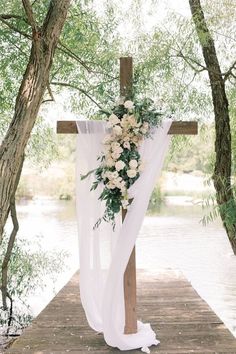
[5,270,236,353]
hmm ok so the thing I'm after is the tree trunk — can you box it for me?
[0,0,71,244]
[189,0,236,254]
[1,155,24,310]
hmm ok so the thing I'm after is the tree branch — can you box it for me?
[47,82,55,102]
[0,14,28,23]
[51,81,103,109]
[1,156,23,310]
[57,41,116,79]
[57,41,92,72]
[22,0,37,33]
[0,17,31,39]
[176,50,207,73]
[223,59,236,82]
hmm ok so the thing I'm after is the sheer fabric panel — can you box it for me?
[76,120,172,350]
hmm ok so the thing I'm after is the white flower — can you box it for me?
[106,181,116,189]
[120,115,129,128]
[113,125,123,136]
[127,169,137,178]
[115,96,125,106]
[112,171,119,179]
[111,142,120,150]
[124,100,134,110]
[106,158,115,167]
[123,141,130,149]
[111,151,121,160]
[103,135,111,144]
[141,127,148,134]
[111,142,123,155]
[129,159,138,169]
[138,161,145,172]
[115,160,125,171]
[128,115,137,127]
[103,145,110,154]
[109,113,120,126]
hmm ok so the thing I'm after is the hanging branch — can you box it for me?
[51,81,104,109]
[0,17,31,39]
[1,156,24,310]
[176,50,207,73]
[223,59,236,82]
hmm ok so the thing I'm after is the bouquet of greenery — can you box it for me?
[82,97,163,229]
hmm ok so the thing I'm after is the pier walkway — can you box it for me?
[6,270,236,353]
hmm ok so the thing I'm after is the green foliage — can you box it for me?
[0,0,121,166]
[201,175,236,231]
[0,234,67,333]
[83,98,164,228]
[167,123,215,174]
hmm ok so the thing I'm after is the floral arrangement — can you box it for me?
[82,97,163,229]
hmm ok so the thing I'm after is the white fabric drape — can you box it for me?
[76,120,172,351]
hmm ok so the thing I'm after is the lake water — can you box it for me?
[15,197,236,337]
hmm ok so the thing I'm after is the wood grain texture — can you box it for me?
[123,246,137,334]
[120,57,133,98]
[122,208,137,334]
[57,120,198,135]
[6,270,236,353]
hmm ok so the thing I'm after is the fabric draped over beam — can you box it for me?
[76,120,172,351]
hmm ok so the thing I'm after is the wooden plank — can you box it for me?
[6,270,236,353]
[57,120,198,135]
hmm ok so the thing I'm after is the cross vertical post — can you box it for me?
[120,57,138,335]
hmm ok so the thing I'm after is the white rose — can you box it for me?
[140,127,148,134]
[113,125,123,136]
[127,169,137,178]
[103,135,111,144]
[115,160,125,171]
[111,152,121,160]
[128,115,137,127]
[112,171,119,179]
[106,182,116,189]
[123,141,130,149]
[106,171,114,179]
[103,145,110,154]
[106,158,115,167]
[109,113,120,126]
[129,159,138,169]
[124,100,134,110]
[114,177,123,188]
[111,142,120,150]
[138,161,145,172]
[115,96,125,106]
[120,115,129,128]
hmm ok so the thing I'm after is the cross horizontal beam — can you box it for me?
[56,120,198,135]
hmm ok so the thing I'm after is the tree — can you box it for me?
[0,0,71,309]
[0,0,121,315]
[113,0,236,253]
[188,0,236,253]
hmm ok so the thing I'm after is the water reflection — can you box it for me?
[16,197,236,337]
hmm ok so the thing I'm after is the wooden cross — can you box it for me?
[57,57,198,335]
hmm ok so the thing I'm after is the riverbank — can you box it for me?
[17,166,214,202]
